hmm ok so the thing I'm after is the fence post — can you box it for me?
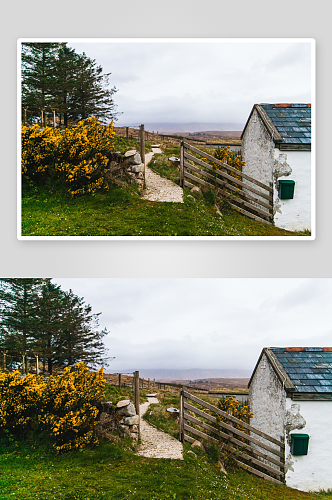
[180,141,184,187]
[139,124,146,188]
[118,373,122,389]
[2,350,7,371]
[270,182,274,222]
[133,371,140,438]
[126,127,129,139]
[34,353,39,375]
[21,352,26,374]
[280,435,285,481]
[179,389,183,442]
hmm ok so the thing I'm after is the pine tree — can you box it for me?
[33,279,66,374]
[56,289,109,369]
[21,42,120,127]
[51,44,80,127]
[0,279,110,374]
[21,42,61,125]
[72,52,119,122]
[0,278,43,373]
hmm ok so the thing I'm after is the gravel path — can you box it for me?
[141,148,184,203]
[135,397,183,460]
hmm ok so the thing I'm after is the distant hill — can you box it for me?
[111,368,252,382]
[171,377,250,391]
[120,122,244,134]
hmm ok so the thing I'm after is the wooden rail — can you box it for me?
[180,142,274,225]
[179,390,285,485]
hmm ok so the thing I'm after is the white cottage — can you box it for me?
[249,347,332,492]
[241,104,311,232]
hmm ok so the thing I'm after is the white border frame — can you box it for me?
[17,38,316,241]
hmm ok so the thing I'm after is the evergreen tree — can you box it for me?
[21,42,120,127]
[51,44,80,127]
[56,289,109,369]
[33,279,65,374]
[72,52,118,122]
[21,43,61,125]
[0,278,43,373]
[0,279,110,374]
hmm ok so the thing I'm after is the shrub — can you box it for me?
[21,124,62,185]
[214,395,254,437]
[0,362,105,452]
[21,117,115,196]
[203,395,254,443]
[213,146,245,175]
[0,371,45,434]
[58,117,115,196]
[203,395,254,467]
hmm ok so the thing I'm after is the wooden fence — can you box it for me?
[180,141,274,225]
[179,390,285,485]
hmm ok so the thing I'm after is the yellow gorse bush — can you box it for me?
[203,395,254,443]
[213,146,245,176]
[0,362,105,452]
[21,124,62,178]
[21,117,115,196]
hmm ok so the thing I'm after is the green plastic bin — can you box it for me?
[290,434,310,456]
[278,180,295,199]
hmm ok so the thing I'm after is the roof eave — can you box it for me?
[241,104,283,144]
[255,105,283,143]
[248,347,296,391]
[265,348,295,391]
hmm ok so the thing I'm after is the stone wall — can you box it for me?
[96,399,139,441]
[104,150,144,186]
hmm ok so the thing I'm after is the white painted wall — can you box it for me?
[249,353,286,449]
[241,109,312,232]
[285,398,332,492]
[249,354,332,492]
[241,109,274,188]
[273,150,311,232]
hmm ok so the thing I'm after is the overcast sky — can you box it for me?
[67,39,313,128]
[53,278,331,374]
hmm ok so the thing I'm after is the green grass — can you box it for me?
[102,383,149,406]
[20,141,310,237]
[0,386,329,500]
[21,184,309,237]
[1,436,330,500]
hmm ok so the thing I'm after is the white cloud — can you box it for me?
[53,278,331,373]
[67,39,312,126]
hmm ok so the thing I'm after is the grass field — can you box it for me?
[1,386,330,500]
[21,141,310,237]
[1,425,330,500]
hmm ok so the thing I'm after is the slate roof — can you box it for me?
[269,347,332,394]
[260,104,311,145]
[241,103,311,150]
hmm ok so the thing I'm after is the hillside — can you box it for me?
[120,122,244,134]
[171,377,250,391]
[180,130,242,143]
[128,368,252,381]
